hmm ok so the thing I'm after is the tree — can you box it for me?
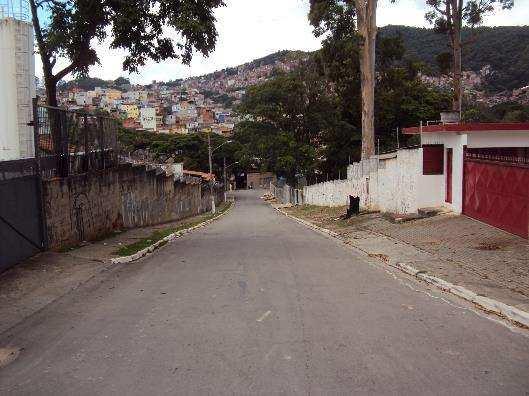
[29,0,224,106]
[425,0,513,113]
[118,127,238,178]
[113,77,131,87]
[309,0,379,159]
[234,66,342,184]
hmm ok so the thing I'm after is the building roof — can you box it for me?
[183,169,215,182]
[403,122,529,135]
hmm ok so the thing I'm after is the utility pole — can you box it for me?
[207,131,216,214]
[223,156,227,201]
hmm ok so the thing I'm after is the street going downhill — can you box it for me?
[0,190,528,395]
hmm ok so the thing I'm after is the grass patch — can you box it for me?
[285,205,347,226]
[114,201,232,257]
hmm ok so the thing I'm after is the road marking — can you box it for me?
[257,310,272,322]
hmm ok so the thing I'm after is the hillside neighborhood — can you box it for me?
[1,0,529,394]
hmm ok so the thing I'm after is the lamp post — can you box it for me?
[223,159,240,199]
[204,130,233,214]
[207,132,215,214]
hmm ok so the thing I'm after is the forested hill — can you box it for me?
[379,25,529,91]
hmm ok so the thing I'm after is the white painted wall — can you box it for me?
[303,178,368,207]
[422,132,467,213]
[0,18,35,160]
[302,148,448,214]
[298,129,529,214]
[467,131,529,148]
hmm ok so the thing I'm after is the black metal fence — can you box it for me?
[0,158,46,272]
[35,104,120,178]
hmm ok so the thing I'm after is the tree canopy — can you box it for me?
[30,0,225,105]
[231,33,451,185]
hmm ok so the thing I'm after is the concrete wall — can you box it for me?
[422,133,467,213]
[303,179,368,207]
[43,163,223,249]
[0,18,35,160]
[298,148,445,214]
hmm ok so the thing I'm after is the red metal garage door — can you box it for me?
[463,148,529,238]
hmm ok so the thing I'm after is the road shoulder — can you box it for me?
[0,200,234,335]
[265,198,529,329]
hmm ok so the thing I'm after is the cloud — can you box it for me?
[34,0,529,84]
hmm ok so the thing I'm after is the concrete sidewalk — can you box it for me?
[0,205,231,335]
[282,205,529,314]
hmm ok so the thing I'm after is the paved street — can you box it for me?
[1,189,528,395]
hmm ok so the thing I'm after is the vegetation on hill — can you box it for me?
[232,34,451,184]
[194,50,309,82]
[380,25,529,91]
[118,128,240,177]
[58,76,131,91]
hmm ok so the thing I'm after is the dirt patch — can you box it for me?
[475,242,504,251]
[0,347,20,369]
[368,253,390,263]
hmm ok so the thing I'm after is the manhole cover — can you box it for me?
[0,347,20,369]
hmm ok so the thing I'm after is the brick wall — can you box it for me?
[247,172,276,189]
[43,163,223,250]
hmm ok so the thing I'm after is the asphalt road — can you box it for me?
[1,190,528,395]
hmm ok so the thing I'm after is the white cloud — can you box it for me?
[35,0,529,84]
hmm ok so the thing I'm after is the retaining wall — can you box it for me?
[43,163,223,249]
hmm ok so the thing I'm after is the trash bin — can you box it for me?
[346,196,360,218]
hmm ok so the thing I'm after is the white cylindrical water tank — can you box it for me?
[0,17,35,161]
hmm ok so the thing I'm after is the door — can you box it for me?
[0,159,46,271]
[445,148,452,203]
[463,148,529,239]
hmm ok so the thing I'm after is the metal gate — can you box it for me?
[0,158,46,272]
[463,148,529,238]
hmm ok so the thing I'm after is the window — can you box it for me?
[423,145,444,175]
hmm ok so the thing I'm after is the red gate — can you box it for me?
[463,148,529,238]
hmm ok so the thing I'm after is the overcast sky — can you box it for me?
[36,0,529,85]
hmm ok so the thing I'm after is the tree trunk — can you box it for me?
[29,0,58,107]
[359,32,376,159]
[44,75,58,107]
[356,0,377,159]
[451,0,463,113]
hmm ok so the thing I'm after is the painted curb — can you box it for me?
[111,200,234,264]
[271,203,529,329]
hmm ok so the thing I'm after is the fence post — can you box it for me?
[83,115,89,172]
[59,110,69,177]
[98,116,105,169]
[32,98,48,250]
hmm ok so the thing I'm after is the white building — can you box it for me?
[302,122,529,239]
[140,107,156,131]
[402,122,529,238]
[74,91,93,106]
[123,90,148,102]
[0,17,35,160]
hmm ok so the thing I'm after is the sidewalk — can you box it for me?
[281,204,529,313]
[0,202,232,335]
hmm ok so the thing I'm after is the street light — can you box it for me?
[223,159,240,199]
[204,129,234,214]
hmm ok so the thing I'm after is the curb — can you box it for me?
[111,200,234,264]
[271,203,529,329]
